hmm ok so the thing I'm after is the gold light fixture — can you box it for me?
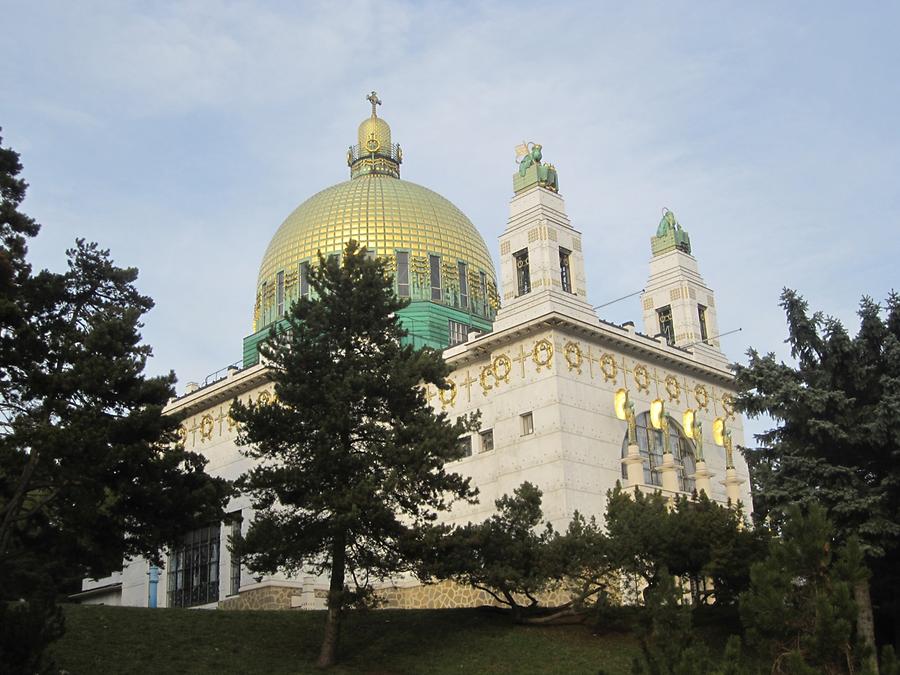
[650,399,665,430]
[713,417,726,446]
[614,388,630,420]
[683,409,696,438]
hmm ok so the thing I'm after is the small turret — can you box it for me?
[640,209,724,361]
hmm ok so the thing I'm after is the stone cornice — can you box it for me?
[444,310,735,386]
[164,363,272,419]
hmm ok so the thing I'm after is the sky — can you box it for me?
[2,1,899,444]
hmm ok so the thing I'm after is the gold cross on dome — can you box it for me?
[367,91,382,116]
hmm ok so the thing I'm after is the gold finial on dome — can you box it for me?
[366,90,382,117]
[350,90,401,179]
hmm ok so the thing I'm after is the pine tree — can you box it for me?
[739,504,866,673]
[230,241,478,668]
[0,133,231,598]
[735,289,900,665]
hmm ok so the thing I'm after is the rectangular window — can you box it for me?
[458,261,469,309]
[276,270,285,316]
[520,411,534,436]
[514,249,531,296]
[559,248,572,293]
[698,304,708,343]
[479,271,488,315]
[228,512,242,597]
[168,524,221,608]
[456,435,473,458]
[396,251,410,298]
[480,429,494,452]
[430,254,442,301]
[299,262,310,299]
[657,305,675,346]
[449,319,470,346]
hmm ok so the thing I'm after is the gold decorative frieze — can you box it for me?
[633,364,651,393]
[532,339,554,372]
[694,384,710,410]
[665,375,681,403]
[721,393,735,419]
[438,378,457,409]
[599,353,618,382]
[492,354,512,384]
[563,341,583,374]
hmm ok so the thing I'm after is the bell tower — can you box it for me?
[491,143,597,333]
[640,209,725,362]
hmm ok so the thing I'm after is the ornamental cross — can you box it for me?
[366,90,382,116]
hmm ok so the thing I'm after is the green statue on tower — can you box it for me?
[514,142,559,193]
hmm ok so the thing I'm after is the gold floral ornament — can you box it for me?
[176,426,187,443]
[200,414,215,441]
[492,354,512,383]
[694,384,709,410]
[438,378,458,409]
[721,393,736,419]
[563,341,583,374]
[599,353,618,382]
[257,390,272,406]
[665,375,681,403]
[633,364,651,393]
[479,364,495,395]
[532,338,554,372]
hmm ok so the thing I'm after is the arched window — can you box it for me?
[620,412,697,492]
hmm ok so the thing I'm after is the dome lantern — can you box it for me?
[347,91,402,179]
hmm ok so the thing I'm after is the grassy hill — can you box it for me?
[52,604,644,674]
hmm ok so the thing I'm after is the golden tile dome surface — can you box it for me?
[253,93,497,331]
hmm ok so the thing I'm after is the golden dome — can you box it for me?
[253,93,497,332]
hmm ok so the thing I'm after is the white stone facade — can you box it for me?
[79,182,750,610]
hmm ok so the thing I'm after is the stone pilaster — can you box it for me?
[691,459,714,496]
[621,443,644,487]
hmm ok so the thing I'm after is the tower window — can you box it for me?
[479,271,488,315]
[698,304,709,343]
[448,319,470,346]
[520,411,534,436]
[514,249,531,296]
[657,305,675,346]
[299,262,310,299]
[559,247,572,293]
[429,254,442,301]
[480,429,494,452]
[276,271,285,317]
[458,261,469,309]
[396,251,410,298]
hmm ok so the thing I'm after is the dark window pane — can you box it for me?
[396,251,410,298]
[430,254,442,301]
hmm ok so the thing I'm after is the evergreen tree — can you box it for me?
[417,482,562,622]
[230,241,478,668]
[735,289,900,662]
[0,133,230,598]
[739,503,867,674]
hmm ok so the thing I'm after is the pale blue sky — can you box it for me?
[2,1,898,443]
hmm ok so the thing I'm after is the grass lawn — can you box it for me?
[52,604,643,674]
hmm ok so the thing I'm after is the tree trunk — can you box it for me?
[317,533,347,669]
[854,577,878,674]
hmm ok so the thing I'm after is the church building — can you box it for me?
[75,94,751,610]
